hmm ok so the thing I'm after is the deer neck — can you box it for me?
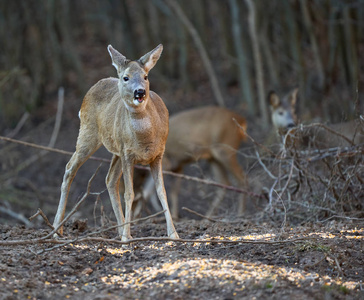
[128,109,153,134]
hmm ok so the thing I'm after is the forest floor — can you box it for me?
[1,97,363,299]
[1,41,363,300]
[0,217,363,300]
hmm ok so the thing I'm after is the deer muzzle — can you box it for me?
[134,89,146,103]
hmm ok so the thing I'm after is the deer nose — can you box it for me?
[134,89,146,99]
[287,123,295,128]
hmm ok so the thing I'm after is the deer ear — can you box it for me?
[268,91,280,108]
[139,44,163,72]
[107,45,127,71]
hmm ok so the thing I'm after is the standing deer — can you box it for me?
[144,106,248,219]
[53,44,179,241]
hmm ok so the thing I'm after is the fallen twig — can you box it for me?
[0,234,316,247]
[0,206,33,227]
[35,209,169,254]
[29,208,54,230]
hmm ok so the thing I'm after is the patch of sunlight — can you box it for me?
[104,247,133,255]
[341,228,364,240]
[212,233,277,241]
[99,257,360,291]
[309,228,364,240]
[193,233,277,243]
[71,243,91,250]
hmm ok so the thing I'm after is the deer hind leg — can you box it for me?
[225,159,247,215]
[143,174,161,212]
[212,148,248,215]
[150,156,179,239]
[205,161,229,217]
[105,155,126,239]
[170,175,183,220]
[53,135,101,235]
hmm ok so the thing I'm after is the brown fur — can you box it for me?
[145,106,248,218]
[53,44,179,241]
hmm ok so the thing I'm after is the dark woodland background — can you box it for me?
[0,0,363,224]
[1,0,363,131]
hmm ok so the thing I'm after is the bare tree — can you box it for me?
[165,0,225,107]
[228,0,254,113]
[245,0,268,126]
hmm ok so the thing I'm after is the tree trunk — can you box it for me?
[165,0,225,107]
[245,0,268,126]
[299,0,325,89]
[228,0,254,113]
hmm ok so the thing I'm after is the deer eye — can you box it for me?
[123,76,129,82]
[144,75,148,81]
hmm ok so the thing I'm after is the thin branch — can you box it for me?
[0,135,110,163]
[37,210,168,254]
[6,112,30,138]
[0,234,317,247]
[255,150,277,180]
[29,208,54,230]
[0,206,33,227]
[0,135,263,198]
[3,87,66,178]
[296,123,356,146]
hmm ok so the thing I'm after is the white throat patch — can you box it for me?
[131,116,152,132]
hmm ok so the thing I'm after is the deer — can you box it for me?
[268,89,364,149]
[268,88,298,137]
[53,44,179,241]
[143,106,248,219]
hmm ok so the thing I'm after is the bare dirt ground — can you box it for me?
[1,100,363,299]
[0,216,363,300]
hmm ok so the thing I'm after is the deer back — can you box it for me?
[164,106,247,170]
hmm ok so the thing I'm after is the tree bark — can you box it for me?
[228,0,254,112]
[299,0,325,89]
[165,0,225,107]
[245,0,268,126]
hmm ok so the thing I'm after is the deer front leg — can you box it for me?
[121,158,134,241]
[150,156,179,239]
[106,155,126,238]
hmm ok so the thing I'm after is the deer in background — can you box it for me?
[53,44,179,241]
[268,88,364,149]
[268,88,298,137]
[143,106,248,219]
